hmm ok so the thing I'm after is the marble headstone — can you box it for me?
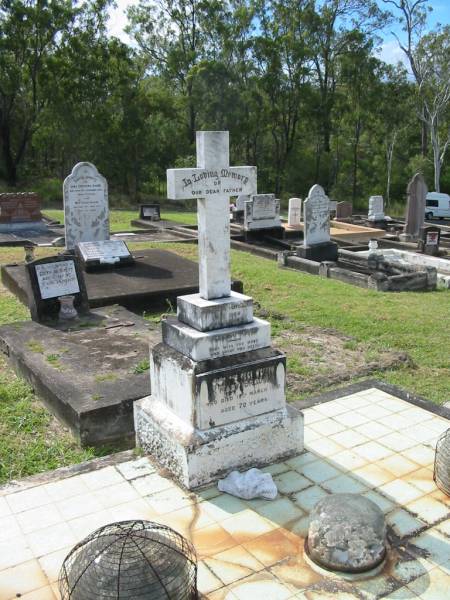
[135,131,303,489]
[64,162,109,250]
[288,198,302,226]
[244,194,282,231]
[403,173,427,240]
[368,195,385,221]
[236,195,249,212]
[303,185,331,246]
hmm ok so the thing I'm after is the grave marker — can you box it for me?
[335,201,353,221]
[64,162,109,250]
[297,184,338,262]
[0,192,46,233]
[139,204,161,221]
[401,173,427,240]
[288,197,302,227]
[244,194,282,231]
[76,240,134,271]
[135,131,303,488]
[26,255,88,322]
[167,131,257,299]
[418,225,441,256]
[368,195,385,221]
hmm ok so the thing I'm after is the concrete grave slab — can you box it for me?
[0,305,159,447]
[1,248,244,310]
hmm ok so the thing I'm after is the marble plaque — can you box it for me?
[162,316,271,361]
[196,358,285,428]
[35,260,80,300]
[64,162,109,250]
[303,184,331,246]
[252,194,278,219]
[167,166,257,199]
[77,240,131,263]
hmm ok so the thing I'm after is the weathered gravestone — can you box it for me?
[135,131,303,488]
[335,201,353,222]
[368,195,385,221]
[0,192,46,233]
[26,255,89,322]
[139,203,161,221]
[297,184,338,262]
[418,225,441,256]
[64,162,109,250]
[401,173,427,241]
[76,239,134,271]
[244,193,282,230]
[288,197,302,227]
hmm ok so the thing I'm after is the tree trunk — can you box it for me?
[352,118,361,203]
[1,122,17,186]
[385,131,397,206]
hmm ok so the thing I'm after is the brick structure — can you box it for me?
[0,192,42,224]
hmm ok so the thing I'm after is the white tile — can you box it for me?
[378,432,416,452]
[131,472,175,496]
[380,480,425,505]
[329,429,369,449]
[303,408,326,425]
[94,481,140,509]
[0,535,33,569]
[387,509,425,537]
[0,514,21,542]
[332,449,367,471]
[80,466,124,490]
[407,496,449,525]
[26,522,76,557]
[314,401,349,417]
[355,421,393,439]
[309,418,346,436]
[403,445,435,468]
[357,405,392,419]
[44,476,89,502]
[353,441,393,462]
[16,504,63,534]
[402,424,440,444]
[6,487,52,514]
[56,491,104,521]
[305,437,344,458]
[0,496,12,518]
[333,411,370,427]
[334,393,372,409]
[0,558,49,599]
[115,457,156,480]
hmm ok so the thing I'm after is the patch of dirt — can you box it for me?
[273,326,412,396]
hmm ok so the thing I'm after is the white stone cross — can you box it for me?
[167,131,257,300]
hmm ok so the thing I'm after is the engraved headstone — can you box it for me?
[26,255,88,322]
[64,162,109,250]
[139,204,161,221]
[135,131,303,489]
[368,195,385,221]
[402,173,427,240]
[0,192,46,233]
[418,225,440,256]
[244,194,282,231]
[288,198,302,227]
[76,240,134,271]
[298,184,338,262]
[335,201,353,221]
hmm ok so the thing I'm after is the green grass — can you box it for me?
[43,208,198,231]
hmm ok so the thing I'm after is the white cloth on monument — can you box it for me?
[217,468,278,500]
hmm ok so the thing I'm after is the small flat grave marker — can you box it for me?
[76,240,134,271]
[26,255,88,322]
[139,204,161,221]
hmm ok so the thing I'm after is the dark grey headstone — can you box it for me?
[26,254,89,322]
[418,225,440,256]
[404,173,427,238]
[335,201,353,221]
[139,203,161,221]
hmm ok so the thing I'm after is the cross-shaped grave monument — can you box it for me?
[167,130,256,299]
[135,131,303,489]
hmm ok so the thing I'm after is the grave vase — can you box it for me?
[58,295,78,320]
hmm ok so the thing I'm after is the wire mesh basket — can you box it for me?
[434,428,450,496]
[59,520,198,599]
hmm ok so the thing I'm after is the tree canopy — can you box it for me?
[0,0,448,207]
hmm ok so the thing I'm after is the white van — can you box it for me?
[425,192,450,220]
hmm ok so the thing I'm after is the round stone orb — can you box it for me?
[306,494,386,573]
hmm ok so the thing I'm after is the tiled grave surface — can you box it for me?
[0,387,449,599]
